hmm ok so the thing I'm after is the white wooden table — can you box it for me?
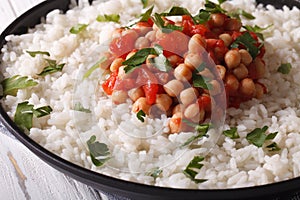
[0,1,107,200]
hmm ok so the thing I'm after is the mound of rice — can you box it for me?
[1,0,300,189]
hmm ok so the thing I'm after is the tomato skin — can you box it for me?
[102,71,118,95]
[182,15,194,36]
[110,31,137,57]
[191,24,208,37]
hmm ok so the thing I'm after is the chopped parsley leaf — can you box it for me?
[70,24,88,34]
[26,50,50,57]
[183,156,207,183]
[137,110,146,122]
[277,63,292,74]
[97,14,120,23]
[1,75,38,97]
[87,135,110,167]
[38,59,65,76]
[223,127,240,139]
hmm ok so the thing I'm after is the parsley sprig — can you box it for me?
[87,135,110,167]
[14,101,52,133]
[181,120,210,147]
[123,45,171,73]
[38,59,65,76]
[183,156,207,183]
[1,75,38,97]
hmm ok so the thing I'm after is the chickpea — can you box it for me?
[110,58,125,72]
[122,29,139,40]
[135,36,150,49]
[224,49,241,69]
[168,55,182,67]
[219,33,232,47]
[128,87,145,102]
[254,83,265,99]
[156,30,164,40]
[111,90,128,104]
[254,58,266,79]
[239,49,253,65]
[132,97,151,114]
[233,63,248,80]
[126,50,136,60]
[216,65,226,80]
[180,88,199,106]
[117,66,126,79]
[164,80,184,97]
[184,103,205,123]
[225,74,239,92]
[240,78,256,96]
[188,34,207,53]
[174,63,192,82]
[211,13,225,27]
[199,68,214,79]
[169,112,183,133]
[209,80,222,96]
[224,18,242,31]
[145,30,156,42]
[146,54,157,65]
[184,53,204,70]
[155,93,173,111]
[172,104,184,115]
[135,25,150,36]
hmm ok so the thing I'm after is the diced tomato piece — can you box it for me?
[191,24,208,37]
[110,31,137,57]
[182,15,194,36]
[102,71,118,95]
[231,31,242,41]
[198,94,212,112]
[155,30,189,55]
[143,83,159,105]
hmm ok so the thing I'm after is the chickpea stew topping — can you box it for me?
[100,0,268,134]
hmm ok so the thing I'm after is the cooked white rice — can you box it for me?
[1,0,300,189]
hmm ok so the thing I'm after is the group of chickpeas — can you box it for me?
[102,12,266,133]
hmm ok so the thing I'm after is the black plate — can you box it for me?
[1,1,300,199]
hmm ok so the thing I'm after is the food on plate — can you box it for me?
[1,0,300,189]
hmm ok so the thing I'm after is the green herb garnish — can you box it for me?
[229,9,255,20]
[14,101,52,133]
[83,57,107,79]
[147,167,162,179]
[246,126,278,147]
[73,102,91,113]
[141,0,149,8]
[123,45,169,73]
[87,135,110,167]
[1,75,38,97]
[38,59,65,76]
[231,32,260,59]
[266,142,281,151]
[243,24,272,41]
[152,13,183,33]
[223,127,240,139]
[96,14,120,23]
[137,110,146,122]
[192,71,213,90]
[183,156,207,183]
[204,0,227,14]
[193,9,211,24]
[161,6,191,17]
[181,120,210,147]
[70,24,88,34]
[140,6,154,22]
[277,63,292,74]
[26,50,50,57]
